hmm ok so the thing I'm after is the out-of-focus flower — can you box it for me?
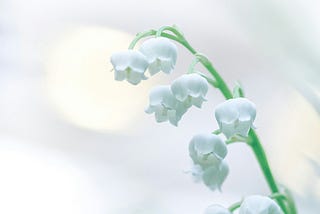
[139,37,177,75]
[171,73,208,108]
[239,195,283,214]
[202,160,229,191]
[110,50,149,85]
[204,204,231,214]
[145,85,187,126]
[189,164,204,182]
[189,134,227,168]
[215,98,256,138]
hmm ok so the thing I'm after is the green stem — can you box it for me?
[128,30,180,50]
[248,129,287,213]
[195,53,233,99]
[228,200,242,212]
[129,26,295,213]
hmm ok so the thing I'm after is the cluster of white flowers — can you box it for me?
[110,31,284,214]
[145,73,208,126]
[111,37,177,85]
[189,133,228,191]
[187,97,256,191]
[204,195,283,214]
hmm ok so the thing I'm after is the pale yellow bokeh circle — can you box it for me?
[45,26,153,131]
[270,92,320,197]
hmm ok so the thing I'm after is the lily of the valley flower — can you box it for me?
[202,160,229,191]
[189,134,227,168]
[239,195,283,214]
[139,37,177,75]
[215,98,256,138]
[110,50,149,85]
[171,73,208,108]
[145,85,187,126]
[204,205,231,214]
[188,133,229,191]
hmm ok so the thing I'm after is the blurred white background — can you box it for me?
[0,0,320,213]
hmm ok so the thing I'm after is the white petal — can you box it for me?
[111,50,148,70]
[148,59,162,75]
[148,85,174,107]
[204,204,231,214]
[110,50,149,85]
[189,134,227,168]
[190,164,204,182]
[215,98,256,138]
[239,195,283,214]
[171,77,189,101]
[202,161,229,191]
[191,96,207,108]
[114,69,126,81]
[126,70,146,85]
[139,37,177,75]
[171,73,208,109]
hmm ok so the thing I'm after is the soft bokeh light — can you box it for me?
[0,137,104,214]
[271,92,320,197]
[45,26,153,132]
[1,0,320,213]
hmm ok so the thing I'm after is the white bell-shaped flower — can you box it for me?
[189,134,227,168]
[204,205,231,214]
[171,73,208,108]
[139,37,177,75]
[189,164,204,182]
[202,160,229,191]
[145,85,187,126]
[239,195,283,214]
[215,98,256,138]
[110,50,149,85]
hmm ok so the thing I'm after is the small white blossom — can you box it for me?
[189,164,204,182]
[215,98,256,138]
[189,134,227,168]
[239,195,283,214]
[171,73,208,108]
[110,50,149,85]
[145,85,187,126]
[139,37,177,75]
[202,160,229,191]
[204,205,231,214]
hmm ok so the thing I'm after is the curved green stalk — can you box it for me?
[247,130,287,213]
[129,26,295,214]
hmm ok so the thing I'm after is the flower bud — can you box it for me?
[239,195,283,214]
[171,73,208,108]
[215,98,256,138]
[139,37,177,75]
[110,50,149,85]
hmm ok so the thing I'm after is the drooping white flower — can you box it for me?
[171,73,208,108]
[189,164,204,182]
[110,50,149,85]
[139,37,177,75]
[202,160,229,191]
[204,205,231,214]
[189,134,227,168]
[239,195,283,214]
[215,98,256,138]
[145,85,187,126]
